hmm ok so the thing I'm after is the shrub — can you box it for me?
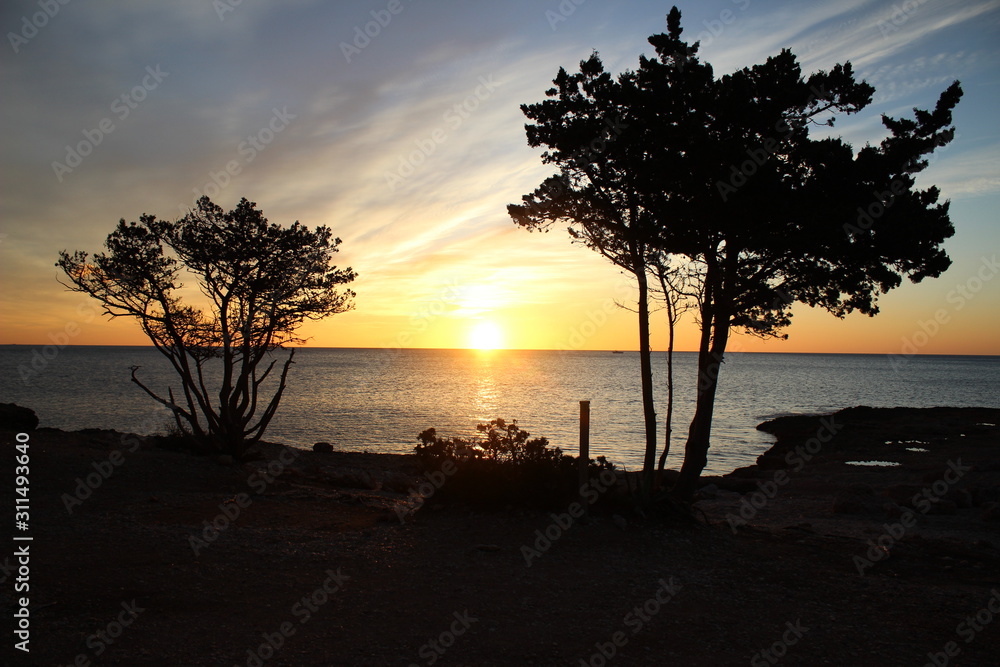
[414,418,615,508]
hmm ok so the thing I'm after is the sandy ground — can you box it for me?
[2,406,999,666]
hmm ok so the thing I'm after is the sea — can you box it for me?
[2,346,997,476]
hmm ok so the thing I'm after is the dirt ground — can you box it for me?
[3,406,999,666]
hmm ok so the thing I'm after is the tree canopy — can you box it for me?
[58,196,356,455]
[510,7,961,498]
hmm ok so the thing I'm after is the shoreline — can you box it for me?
[5,347,998,479]
[700,406,1000,550]
[4,405,999,665]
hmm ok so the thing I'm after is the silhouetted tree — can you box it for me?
[511,7,961,499]
[57,196,356,456]
[650,256,700,479]
[508,54,665,493]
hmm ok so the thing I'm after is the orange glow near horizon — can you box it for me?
[4,306,1000,355]
[3,274,999,355]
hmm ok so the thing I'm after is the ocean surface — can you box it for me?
[2,346,998,475]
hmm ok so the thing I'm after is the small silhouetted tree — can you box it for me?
[650,256,700,479]
[57,196,356,456]
[511,7,961,500]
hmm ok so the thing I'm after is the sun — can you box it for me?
[467,321,504,350]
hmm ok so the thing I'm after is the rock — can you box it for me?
[980,502,1000,522]
[313,442,334,453]
[383,471,415,494]
[241,448,265,462]
[715,478,763,494]
[947,488,974,509]
[883,484,924,508]
[1,403,39,431]
[833,496,866,515]
[883,501,905,520]
[695,484,720,500]
[216,455,234,465]
[922,468,950,484]
[322,467,376,490]
[832,484,879,515]
[928,499,957,515]
[755,453,787,470]
[658,468,681,485]
[972,486,1000,507]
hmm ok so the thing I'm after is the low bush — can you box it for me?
[414,418,615,508]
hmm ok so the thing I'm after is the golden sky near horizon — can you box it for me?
[1,0,998,356]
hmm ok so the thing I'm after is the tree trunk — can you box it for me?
[637,269,658,494]
[673,294,731,501]
[657,291,676,475]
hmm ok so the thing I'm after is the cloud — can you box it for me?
[921,144,1000,198]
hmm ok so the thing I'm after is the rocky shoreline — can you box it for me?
[700,407,1000,550]
[3,405,999,665]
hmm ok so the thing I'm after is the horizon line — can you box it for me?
[0,343,997,358]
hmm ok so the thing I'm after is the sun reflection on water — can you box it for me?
[470,353,498,422]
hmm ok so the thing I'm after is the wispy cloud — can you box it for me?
[921,143,1000,198]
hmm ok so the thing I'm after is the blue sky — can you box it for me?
[1,0,998,353]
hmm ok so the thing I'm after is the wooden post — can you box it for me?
[578,400,590,505]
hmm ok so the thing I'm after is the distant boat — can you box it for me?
[612,350,624,354]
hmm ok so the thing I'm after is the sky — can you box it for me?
[1,0,998,355]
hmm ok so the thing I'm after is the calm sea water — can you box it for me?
[2,346,997,475]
